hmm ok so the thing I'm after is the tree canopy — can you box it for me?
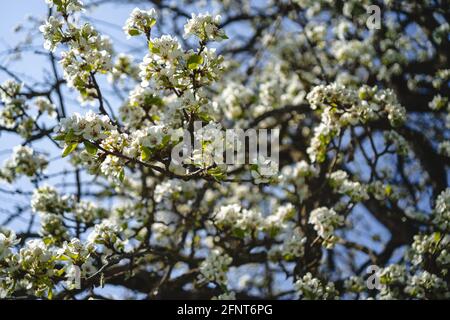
[0,0,449,300]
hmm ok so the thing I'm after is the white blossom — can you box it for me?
[123,8,157,38]
[198,249,232,285]
[308,207,344,246]
[295,273,338,300]
[183,13,227,42]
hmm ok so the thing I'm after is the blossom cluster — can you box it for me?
[327,170,369,202]
[0,80,32,137]
[2,0,447,301]
[183,13,227,42]
[410,233,450,271]
[40,2,112,102]
[198,249,232,286]
[214,204,263,237]
[123,8,157,38]
[433,188,450,231]
[279,161,319,203]
[57,110,114,142]
[306,83,406,163]
[34,97,57,118]
[108,54,139,84]
[268,226,306,261]
[295,272,338,300]
[0,230,97,298]
[45,0,84,15]
[308,207,344,247]
[0,146,48,183]
[376,264,450,299]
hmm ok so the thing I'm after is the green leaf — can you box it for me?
[161,135,171,147]
[232,228,246,238]
[64,129,75,142]
[269,227,279,238]
[207,167,225,182]
[140,146,152,161]
[119,168,125,182]
[283,253,294,261]
[149,18,156,28]
[62,142,78,157]
[84,141,98,155]
[43,237,54,245]
[128,28,140,36]
[53,134,66,141]
[56,268,66,276]
[434,232,441,243]
[385,184,392,196]
[187,54,204,70]
[198,111,213,122]
[148,41,160,54]
[151,114,161,121]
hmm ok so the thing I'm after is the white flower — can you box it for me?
[0,230,19,260]
[108,54,139,84]
[438,141,450,157]
[198,249,232,285]
[183,13,227,42]
[18,239,54,270]
[213,291,236,300]
[0,79,22,104]
[428,94,448,111]
[34,97,57,118]
[123,8,157,38]
[214,204,263,233]
[404,271,448,299]
[154,179,182,203]
[327,170,369,202]
[58,110,114,141]
[410,232,450,268]
[31,185,69,214]
[45,0,84,13]
[39,17,63,52]
[271,227,307,260]
[100,155,123,181]
[433,188,450,231]
[139,125,168,149]
[295,272,338,300]
[308,207,344,246]
[87,219,125,252]
[149,35,183,61]
[39,212,68,239]
[0,146,48,183]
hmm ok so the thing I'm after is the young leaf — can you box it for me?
[187,54,204,70]
[53,134,66,141]
[148,41,160,54]
[141,146,152,161]
[128,28,140,36]
[84,141,98,155]
[119,168,125,182]
[62,142,78,157]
